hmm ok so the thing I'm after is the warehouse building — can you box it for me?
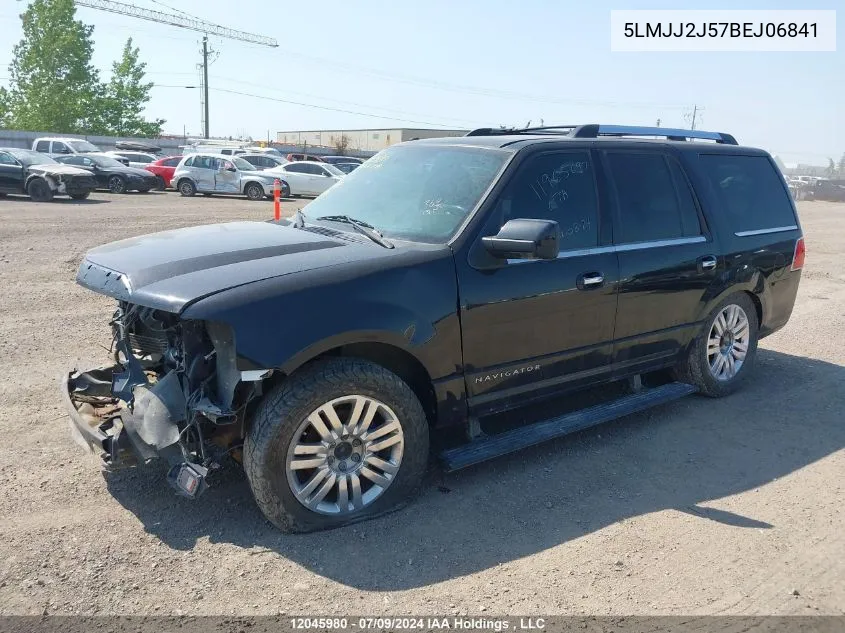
[275,128,468,153]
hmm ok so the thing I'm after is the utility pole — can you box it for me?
[690,105,698,130]
[656,118,661,127]
[202,36,210,139]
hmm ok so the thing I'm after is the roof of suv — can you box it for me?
[409,124,767,155]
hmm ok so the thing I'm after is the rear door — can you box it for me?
[282,164,313,195]
[602,149,719,374]
[191,156,216,191]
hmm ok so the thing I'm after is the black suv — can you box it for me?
[63,124,804,533]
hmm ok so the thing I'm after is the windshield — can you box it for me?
[304,144,510,242]
[94,156,127,169]
[67,140,100,152]
[9,149,57,166]
[232,157,257,171]
[323,163,344,176]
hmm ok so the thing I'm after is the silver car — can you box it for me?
[172,153,281,201]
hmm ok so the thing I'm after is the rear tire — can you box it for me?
[178,179,196,197]
[673,293,759,397]
[27,178,53,202]
[245,357,429,533]
[280,181,291,198]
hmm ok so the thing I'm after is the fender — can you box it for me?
[182,253,462,382]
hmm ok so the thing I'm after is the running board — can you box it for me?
[440,382,697,472]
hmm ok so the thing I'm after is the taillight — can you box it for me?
[791,237,805,271]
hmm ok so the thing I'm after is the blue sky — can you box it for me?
[0,0,841,164]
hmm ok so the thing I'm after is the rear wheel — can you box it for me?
[245,358,429,533]
[178,179,196,197]
[280,181,291,198]
[245,182,264,201]
[27,178,53,202]
[674,293,759,397]
[108,175,126,194]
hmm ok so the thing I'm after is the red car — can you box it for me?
[144,155,183,189]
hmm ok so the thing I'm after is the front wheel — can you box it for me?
[27,178,53,202]
[244,182,264,201]
[108,175,126,194]
[245,358,429,533]
[674,293,759,397]
[178,179,197,197]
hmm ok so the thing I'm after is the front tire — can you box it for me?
[245,358,429,533]
[244,182,264,201]
[27,178,53,202]
[674,293,759,397]
[108,175,126,194]
[178,179,197,197]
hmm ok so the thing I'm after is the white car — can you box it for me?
[270,161,344,197]
[32,137,102,158]
[105,150,158,169]
[172,153,281,201]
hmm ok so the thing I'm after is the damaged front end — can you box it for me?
[63,302,268,498]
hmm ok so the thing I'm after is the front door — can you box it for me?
[601,149,720,373]
[214,159,240,193]
[456,149,620,416]
[0,152,24,192]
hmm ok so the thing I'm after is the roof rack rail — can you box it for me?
[466,124,738,145]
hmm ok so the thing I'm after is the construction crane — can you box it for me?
[74,0,279,138]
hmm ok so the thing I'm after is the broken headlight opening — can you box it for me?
[65,302,262,499]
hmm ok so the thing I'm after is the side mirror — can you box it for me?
[481,218,560,260]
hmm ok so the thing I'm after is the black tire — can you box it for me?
[178,179,196,197]
[69,192,90,200]
[108,175,126,194]
[244,182,264,201]
[673,293,759,397]
[27,178,53,202]
[245,357,430,533]
[280,181,291,198]
[154,176,166,191]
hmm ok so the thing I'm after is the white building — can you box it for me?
[276,128,468,153]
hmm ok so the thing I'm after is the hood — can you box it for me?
[28,163,92,177]
[76,221,369,313]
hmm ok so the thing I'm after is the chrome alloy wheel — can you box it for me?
[707,304,750,381]
[285,395,405,515]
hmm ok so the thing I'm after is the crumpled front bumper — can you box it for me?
[61,366,136,468]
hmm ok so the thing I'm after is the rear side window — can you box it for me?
[606,152,700,243]
[162,157,181,167]
[35,140,50,152]
[698,154,796,233]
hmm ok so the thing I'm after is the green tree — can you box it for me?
[98,38,164,137]
[838,153,845,178]
[826,158,836,177]
[0,0,101,132]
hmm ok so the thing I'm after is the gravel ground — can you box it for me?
[0,192,843,617]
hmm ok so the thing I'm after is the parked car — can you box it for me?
[55,153,159,193]
[271,160,344,196]
[115,140,162,154]
[0,147,97,201]
[106,151,158,169]
[285,152,324,162]
[172,153,281,200]
[320,156,364,166]
[333,162,360,174]
[32,137,102,158]
[143,155,183,190]
[810,179,845,202]
[240,153,289,171]
[63,124,804,533]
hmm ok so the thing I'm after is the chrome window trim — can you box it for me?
[506,236,706,264]
[734,225,798,237]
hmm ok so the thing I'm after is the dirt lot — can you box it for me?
[0,192,843,617]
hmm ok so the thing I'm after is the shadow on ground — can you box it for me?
[104,349,845,590]
[0,195,111,204]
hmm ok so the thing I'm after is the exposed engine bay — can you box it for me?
[64,302,267,498]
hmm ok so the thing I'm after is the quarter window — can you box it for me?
[490,150,598,251]
[698,154,796,232]
[606,152,693,244]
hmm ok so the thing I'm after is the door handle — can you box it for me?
[577,272,604,290]
[698,255,717,271]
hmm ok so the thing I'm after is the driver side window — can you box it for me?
[490,150,599,251]
[0,152,16,165]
